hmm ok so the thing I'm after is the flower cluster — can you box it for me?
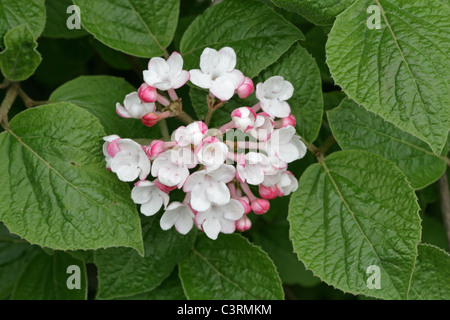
[104,47,307,240]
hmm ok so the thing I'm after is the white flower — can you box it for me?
[266,126,306,163]
[143,52,190,91]
[131,180,169,216]
[263,170,298,196]
[160,202,195,235]
[183,164,235,212]
[196,199,244,240]
[151,148,196,188]
[231,107,256,132]
[197,137,229,171]
[190,47,244,101]
[236,152,272,185]
[116,92,156,119]
[256,76,294,118]
[102,134,121,169]
[110,139,151,182]
[249,112,274,141]
[174,121,208,147]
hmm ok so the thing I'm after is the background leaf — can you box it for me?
[289,150,421,299]
[50,76,159,139]
[326,0,450,154]
[0,25,42,81]
[180,0,304,78]
[0,103,144,254]
[72,0,180,57]
[328,98,447,189]
[408,244,450,300]
[11,251,87,300]
[43,0,88,39]
[95,216,196,300]
[179,234,284,300]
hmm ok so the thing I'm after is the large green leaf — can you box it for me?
[180,0,304,78]
[289,150,421,299]
[11,251,87,300]
[72,0,179,57]
[0,103,144,254]
[409,244,450,300]
[0,0,46,43]
[0,25,42,81]
[328,98,447,189]
[95,216,196,300]
[326,0,450,154]
[179,234,284,300]
[258,44,323,143]
[0,223,39,299]
[43,0,88,39]
[50,76,159,139]
[271,0,355,25]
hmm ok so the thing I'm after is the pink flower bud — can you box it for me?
[238,196,252,215]
[236,77,254,99]
[282,114,296,128]
[147,140,165,158]
[138,83,158,103]
[106,138,121,157]
[236,216,252,232]
[251,198,270,215]
[142,112,159,127]
[259,184,279,200]
[197,121,208,134]
[154,180,177,193]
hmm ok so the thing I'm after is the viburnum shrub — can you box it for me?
[0,0,449,301]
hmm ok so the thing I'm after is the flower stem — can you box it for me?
[167,88,179,101]
[0,84,19,126]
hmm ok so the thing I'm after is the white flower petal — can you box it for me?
[189,69,213,89]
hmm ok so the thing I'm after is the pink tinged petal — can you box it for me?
[251,199,270,215]
[116,103,132,118]
[189,69,213,89]
[236,216,252,232]
[106,139,121,157]
[219,219,236,234]
[237,77,254,99]
[223,199,245,220]
[259,184,278,199]
[199,48,220,74]
[202,217,221,240]
[171,70,190,89]
[138,83,158,103]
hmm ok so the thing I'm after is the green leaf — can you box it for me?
[258,43,323,143]
[301,26,333,84]
[119,268,186,300]
[72,0,179,57]
[271,0,355,25]
[95,216,196,300]
[328,98,447,189]
[180,0,304,78]
[326,0,450,154]
[0,0,46,43]
[50,76,159,139]
[0,25,42,81]
[0,103,144,254]
[289,150,421,299]
[43,0,88,39]
[0,223,39,299]
[179,234,284,300]
[409,244,450,300]
[11,251,87,300]
[89,38,133,70]
[251,220,320,287]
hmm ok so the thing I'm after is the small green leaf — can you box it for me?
[271,0,356,25]
[0,223,39,299]
[328,98,447,189]
[0,0,46,43]
[179,234,284,300]
[289,150,421,299]
[95,216,196,300]
[0,25,42,81]
[258,43,323,143]
[50,76,159,139]
[43,0,88,39]
[326,0,450,154]
[0,103,144,254]
[181,0,304,78]
[73,0,180,57]
[409,244,450,300]
[11,251,87,300]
